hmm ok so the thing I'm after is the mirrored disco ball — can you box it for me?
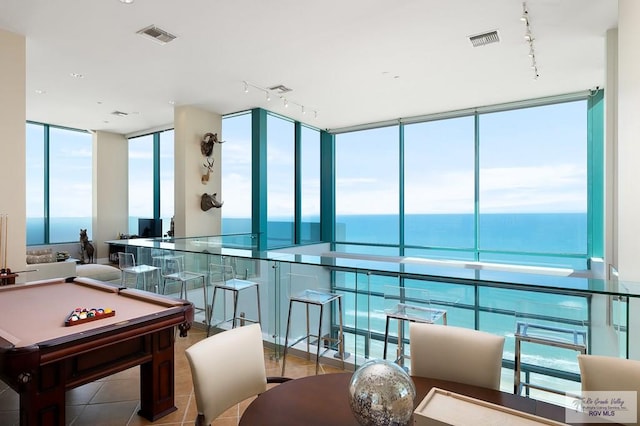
[348,359,416,426]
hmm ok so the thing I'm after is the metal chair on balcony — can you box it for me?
[160,255,208,322]
[208,263,261,336]
[514,301,588,397]
[281,273,347,376]
[117,252,160,292]
[382,285,447,368]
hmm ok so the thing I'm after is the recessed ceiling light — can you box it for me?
[34,89,46,94]
[168,100,175,105]
[70,72,84,79]
[469,30,500,47]
[120,0,134,4]
[136,25,177,45]
[268,84,293,94]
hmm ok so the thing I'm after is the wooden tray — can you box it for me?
[65,309,115,326]
[414,387,568,425]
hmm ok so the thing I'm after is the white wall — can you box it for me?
[605,28,618,280]
[0,29,26,274]
[174,105,222,237]
[93,131,128,261]
[616,0,640,283]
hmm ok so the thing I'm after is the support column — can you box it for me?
[174,106,222,237]
[0,29,26,275]
[617,1,640,282]
[92,131,128,261]
[616,0,640,359]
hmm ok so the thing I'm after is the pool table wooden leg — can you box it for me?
[19,364,66,426]
[138,327,178,421]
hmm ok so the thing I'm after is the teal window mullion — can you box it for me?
[320,130,335,243]
[44,124,50,244]
[587,89,604,260]
[474,113,480,262]
[399,124,405,256]
[153,132,160,220]
[252,108,268,251]
[294,122,302,245]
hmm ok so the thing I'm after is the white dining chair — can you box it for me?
[578,354,640,411]
[185,323,290,426]
[409,322,505,390]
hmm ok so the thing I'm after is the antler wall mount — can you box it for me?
[199,131,224,210]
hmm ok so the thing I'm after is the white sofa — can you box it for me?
[23,260,76,282]
[23,247,121,283]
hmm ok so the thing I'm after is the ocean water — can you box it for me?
[27,217,93,245]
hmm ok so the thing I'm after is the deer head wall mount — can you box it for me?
[201,157,214,184]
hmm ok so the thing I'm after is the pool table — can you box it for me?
[0,277,194,426]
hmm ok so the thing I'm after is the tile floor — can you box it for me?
[0,326,347,426]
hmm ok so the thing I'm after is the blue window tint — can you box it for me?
[267,114,295,247]
[48,127,92,243]
[335,126,399,245]
[221,112,252,234]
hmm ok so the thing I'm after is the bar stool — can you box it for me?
[383,302,447,367]
[208,263,261,336]
[160,255,208,322]
[281,273,346,376]
[514,321,587,396]
[118,252,160,292]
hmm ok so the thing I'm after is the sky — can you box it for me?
[220,99,588,218]
[26,99,588,223]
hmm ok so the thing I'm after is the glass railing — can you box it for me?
[108,236,636,406]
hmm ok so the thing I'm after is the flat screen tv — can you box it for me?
[138,218,163,238]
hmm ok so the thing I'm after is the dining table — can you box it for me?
[239,372,618,425]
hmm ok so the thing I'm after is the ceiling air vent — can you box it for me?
[111,110,128,117]
[136,25,177,45]
[268,84,293,94]
[469,30,500,47]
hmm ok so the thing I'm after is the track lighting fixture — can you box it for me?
[521,2,539,80]
[241,80,318,119]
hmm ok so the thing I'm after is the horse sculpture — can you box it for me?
[79,229,95,264]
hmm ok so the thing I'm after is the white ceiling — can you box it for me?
[0,0,618,135]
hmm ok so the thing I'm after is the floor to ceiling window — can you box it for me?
[335,125,400,253]
[128,129,173,237]
[159,129,175,236]
[25,123,45,245]
[221,112,252,234]
[266,113,295,248]
[478,101,587,268]
[128,134,154,236]
[404,116,475,260]
[300,125,321,244]
[26,122,92,245]
[333,96,594,269]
